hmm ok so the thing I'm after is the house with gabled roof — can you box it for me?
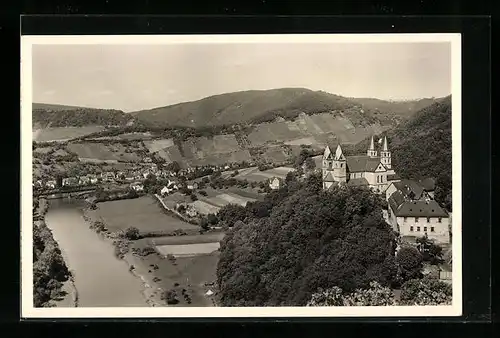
[387,188,450,244]
[322,136,398,192]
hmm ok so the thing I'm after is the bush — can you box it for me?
[396,246,424,284]
[163,289,179,305]
[199,190,208,196]
[400,277,452,305]
[125,227,140,240]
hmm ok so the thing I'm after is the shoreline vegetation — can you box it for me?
[33,197,78,308]
[82,205,167,307]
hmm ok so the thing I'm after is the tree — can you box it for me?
[307,282,396,307]
[200,218,209,231]
[207,213,219,225]
[304,157,316,170]
[400,277,452,305]
[217,204,248,228]
[396,246,423,284]
[167,161,181,174]
[217,184,398,306]
[416,235,444,265]
[125,227,140,240]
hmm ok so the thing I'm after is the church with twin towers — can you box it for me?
[322,135,400,192]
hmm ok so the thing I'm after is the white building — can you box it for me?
[322,136,400,193]
[387,183,450,244]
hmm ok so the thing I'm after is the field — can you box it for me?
[190,200,221,215]
[89,132,153,141]
[225,166,296,183]
[247,113,391,147]
[190,187,262,215]
[67,142,143,162]
[143,138,175,153]
[90,196,199,233]
[126,231,225,306]
[182,135,252,167]
[155,242,221,257]
[33,126,105,142]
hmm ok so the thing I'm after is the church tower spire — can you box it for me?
[367,136,378,158]
[380,136,391,169]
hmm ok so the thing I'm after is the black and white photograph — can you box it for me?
[21,34,462,318]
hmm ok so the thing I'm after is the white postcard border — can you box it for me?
[21,33,462,318]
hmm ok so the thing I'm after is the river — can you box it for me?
[44,198,148,307]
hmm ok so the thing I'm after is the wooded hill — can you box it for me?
[131,88,441,128]
[345,96,452,211]
[32,106,136,128]
[33,89,441,130]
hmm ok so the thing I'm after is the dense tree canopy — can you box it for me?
[400,277,452,306]
[216,177,397,306]
[33,222,71,307]
[307,282,397,306]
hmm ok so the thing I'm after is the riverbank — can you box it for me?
[82,200,220,307]
[33,216,77,308]
[82,206,165,307]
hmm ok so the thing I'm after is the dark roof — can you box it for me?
[387,173,400,181]
[392,179,425,200]
[323,172,335,182]
[346,155,383,173]
[388,191,448,217]
[418,177,436,191]
[347,178,369,186]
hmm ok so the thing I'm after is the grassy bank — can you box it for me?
[33,219,75,307]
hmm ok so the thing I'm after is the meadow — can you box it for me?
[67,142,143,162]
[91,196,199,233]
[127,233,224,306]
[33,126,105,142]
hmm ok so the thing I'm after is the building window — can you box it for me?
[424,227,427,232]
[438,218,442,223]
[341,163,343,168]
[416,226,420,232]
[427,217,430,223]
[415,217,419,223]
[431,227,435,232]
[403,217,407,222]
[410,226,414,232]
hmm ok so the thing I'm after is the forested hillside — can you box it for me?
[216,174,397,306]
[351,97,441,118]
[131,88,436,128]
[346,96,452,210]
[390,96,452,210]
[32,107,135,128]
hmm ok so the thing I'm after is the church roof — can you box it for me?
[392,179,425,200]
[347,178,369,186]
[346,155,382,173]
[388,191,448,217]
[323,172,336,182]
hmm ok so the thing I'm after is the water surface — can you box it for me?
[44,198,148,307]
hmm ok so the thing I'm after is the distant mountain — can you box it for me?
[131,88,438,128]
[32,103,93,111]
[32,105,135,128]
[350,97,444,118]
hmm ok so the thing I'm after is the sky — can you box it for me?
[32,42,451,112]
